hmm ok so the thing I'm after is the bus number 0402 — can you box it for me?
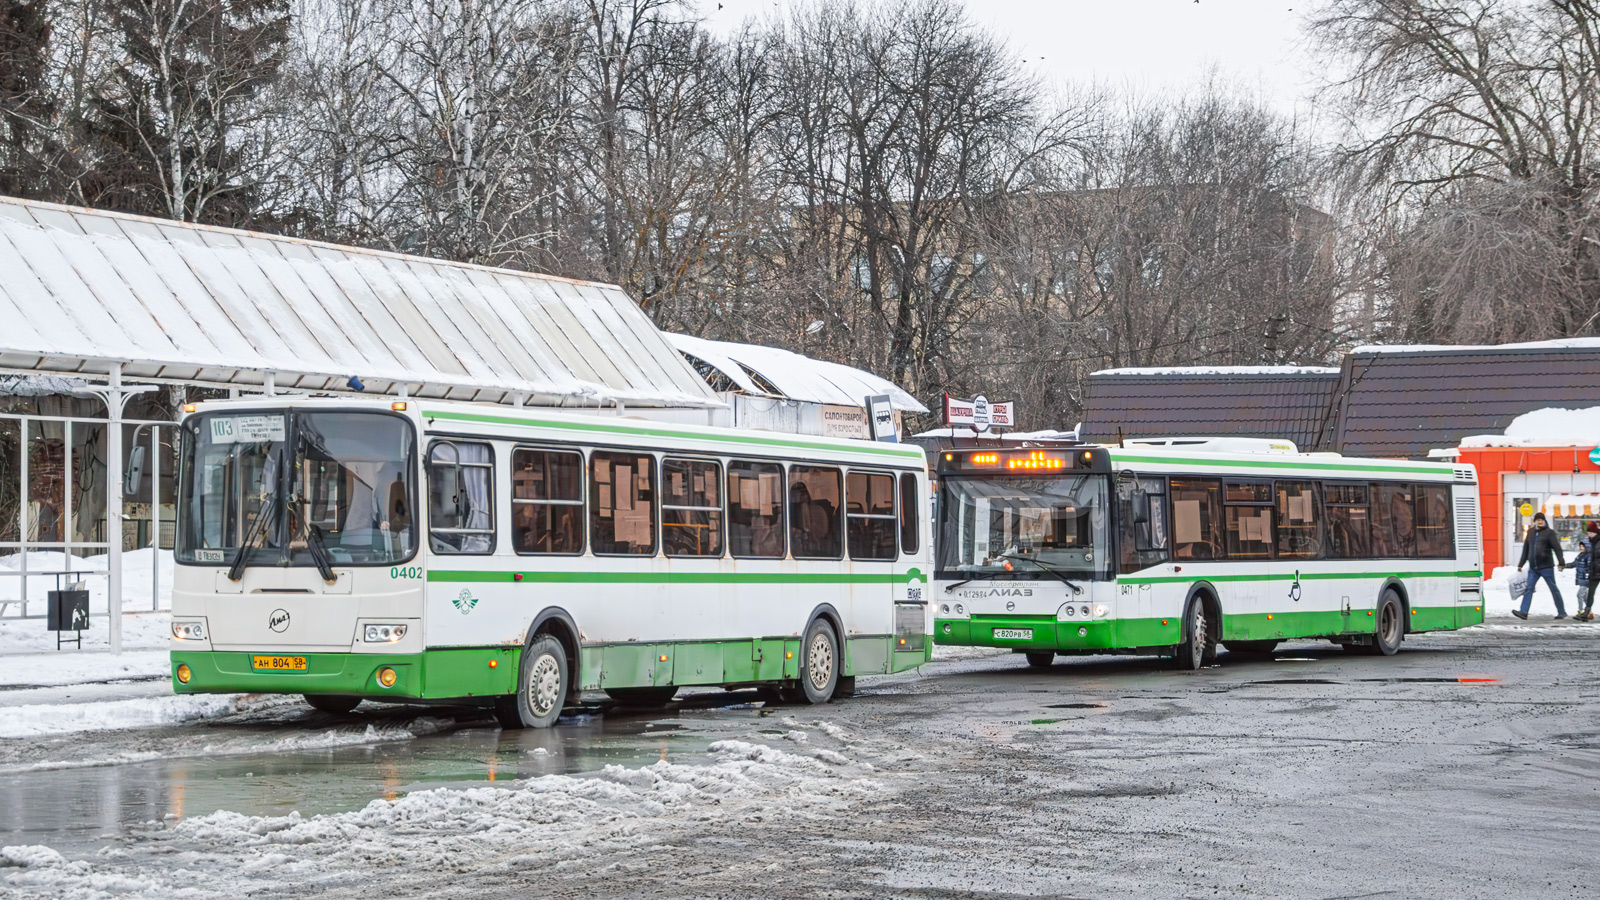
[390,566,424,580]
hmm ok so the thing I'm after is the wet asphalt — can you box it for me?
[2,620,1597,899]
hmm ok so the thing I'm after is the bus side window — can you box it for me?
[847,471,897,561]
[899,471,921,555]
[1117,475,1169,572]
[1169,477,1223,561]
[1275,481,1322,559]
[1371,483,1416,558]
[427,441,495,554]
[728,461,784,558]
[790,466,843,559]
[1414,484,1454,559]
[511,448,584,555]
[591,451,656,556]
[1323,482,1370,559]
[1223,481,1273,560]
[663,458,724,558]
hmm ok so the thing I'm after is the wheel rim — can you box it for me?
[807,632,834,691]
[1190,605,1207,668]
[1380,599,1400,646]
[527,653,562,717]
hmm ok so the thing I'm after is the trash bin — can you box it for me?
[48,582,89,649]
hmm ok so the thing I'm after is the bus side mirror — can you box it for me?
[124,444,147,497]
[1132,492,1151,526]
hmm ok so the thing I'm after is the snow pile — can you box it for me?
[1459,405,1600,448]
[1481,565,1583,617]
[1092,365,1339,376]
[0,693,291,739]
[1353,337,1600,354]
[1,736,883,899]
[0,547,173,611]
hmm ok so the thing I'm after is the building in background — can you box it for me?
[1079,366,1340,448]
[1448,408,1600,570]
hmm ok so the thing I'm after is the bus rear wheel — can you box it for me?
[495,634,567,729]
[304,694,361,714]
[1174,597,1214,671]
[604,686,678,707]
[1025,652,1056,668]
[794,618,840,704]
[1373,589,1405,656]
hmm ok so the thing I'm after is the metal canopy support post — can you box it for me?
[72,364,156,655]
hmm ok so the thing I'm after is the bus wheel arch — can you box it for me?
[788,604,843,703]
[527,607,582,706]
[1379,578,1412,634]
[1176,583,1220,670]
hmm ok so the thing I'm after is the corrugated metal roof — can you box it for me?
[0,196,720,407]
[1323,343,1600,458]
[666,333,927,412]
[1081,369,1341,449]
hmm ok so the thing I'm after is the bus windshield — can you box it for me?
[938,474,1110,579]
[177,411,417,567]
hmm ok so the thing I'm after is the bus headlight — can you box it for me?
[172,620,207,641]
[364,624,408,643]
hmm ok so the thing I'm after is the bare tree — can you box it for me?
[1312,0,1600,341]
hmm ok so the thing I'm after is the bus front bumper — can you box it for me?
[170,648,519,700]
[935,615,1181,651]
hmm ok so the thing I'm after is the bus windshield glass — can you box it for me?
[178,411,417,567]
[938,474,1110,579]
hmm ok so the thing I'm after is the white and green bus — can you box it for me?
[169,397,932,727]
[933,439,1483,668]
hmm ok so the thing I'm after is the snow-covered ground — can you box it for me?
[0,727,885,899]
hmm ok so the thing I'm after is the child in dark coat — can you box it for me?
[1577,522,1599,622]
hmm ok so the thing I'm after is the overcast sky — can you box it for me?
[702,0,1320,117]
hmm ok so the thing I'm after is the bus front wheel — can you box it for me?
[495,634,567,729]
[1174,597,1214,671]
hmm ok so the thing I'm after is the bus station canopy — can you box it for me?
[0,196,721,408]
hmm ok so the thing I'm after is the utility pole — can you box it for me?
[74,364,156,655]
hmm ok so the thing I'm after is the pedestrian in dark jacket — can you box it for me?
[1576,522,1599,622]
[1514,512,1567,619]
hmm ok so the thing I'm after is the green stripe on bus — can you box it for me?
[1118,569,1481,586]
[1108,452,1457,477]
[421,408,926,461]
[428,568,928,585]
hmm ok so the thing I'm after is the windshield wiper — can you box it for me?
[227,496,275,582]
[304,520,338,584]
[998,553,1084,595]
[943,571,1010,593]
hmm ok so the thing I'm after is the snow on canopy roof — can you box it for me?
[1092,365,1339,376]
[0,196,720,407]
[910,427,1077,441]
[1459,405,1600,448]
[666,333,927,412]
[1353,337,1600,354]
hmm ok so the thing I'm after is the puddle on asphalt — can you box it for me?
[1046,703,1108,709]
[0,703,730,855]
[1247,679,1341,685]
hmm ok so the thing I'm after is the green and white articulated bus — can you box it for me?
[169,397,932,727]
[932,438,1483,668]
